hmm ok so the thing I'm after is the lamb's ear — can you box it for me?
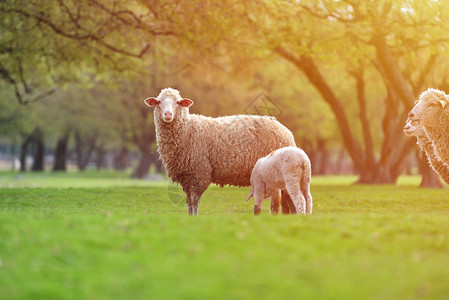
[144,97,160,107]
[439,100,447,108]
[178,98,194,108]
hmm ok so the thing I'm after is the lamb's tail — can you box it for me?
[246,189,254,201]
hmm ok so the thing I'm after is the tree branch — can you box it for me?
[275,46,366,171]
[0,6,165,58]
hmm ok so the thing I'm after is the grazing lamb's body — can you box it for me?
[406,88,449,183]
[404,115,449,184]
[246,146,312,215]
[144,88,296,215]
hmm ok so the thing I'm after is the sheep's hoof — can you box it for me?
[254,207,261,215]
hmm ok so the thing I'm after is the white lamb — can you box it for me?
[246,146,312,215]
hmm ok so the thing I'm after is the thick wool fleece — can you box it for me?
[156,111,295,188]
[247,146,312,215]
[424,107,449,170]
[416,136,449,185]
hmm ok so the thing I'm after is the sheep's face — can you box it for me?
[144,89,193,123]
[408,99,446,129]
[403,114,425,137]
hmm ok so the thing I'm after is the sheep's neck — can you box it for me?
[416,135,432,152]
[155,111,191,161]
[417,135,449,185]
[425,109,449,165]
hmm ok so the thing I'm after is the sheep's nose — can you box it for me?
[164,112,172,118]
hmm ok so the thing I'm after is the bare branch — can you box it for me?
[0,6,169,58]
[17,57,31,94]
[88,0,176,35]
[300,4,362,23]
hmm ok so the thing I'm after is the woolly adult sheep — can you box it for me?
[404,114,449,184]
[144,88,296,215]
[407,88,449,172]
[246,146,312,215]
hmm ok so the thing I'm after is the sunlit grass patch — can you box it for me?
[1,171,449,299]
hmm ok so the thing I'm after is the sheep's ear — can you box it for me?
[178,98,194,108]
[144,97,159,107]
[439,100,447,108]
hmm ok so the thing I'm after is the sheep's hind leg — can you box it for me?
[270,190,281,215]
[301,177,313,215]
[285,182,306,214]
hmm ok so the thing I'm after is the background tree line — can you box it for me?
[1,0,449,186]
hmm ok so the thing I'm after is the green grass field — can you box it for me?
[1,171,449,299]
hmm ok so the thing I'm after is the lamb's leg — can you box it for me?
[301,177,313,215]
[285,182,306,214]
[270,190,281,215]
[281,189,296,214]
[253,186,264,215]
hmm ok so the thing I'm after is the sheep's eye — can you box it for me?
[411,120,420,126]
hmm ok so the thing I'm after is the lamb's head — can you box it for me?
[144,88,193,123]
[406,88,449,130]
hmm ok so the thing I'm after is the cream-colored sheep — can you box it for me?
[144,88,296,215]
[404,115,449,184]
[407,88,449,180]
[246,146,312,215]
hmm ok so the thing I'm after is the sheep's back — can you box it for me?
[207,115,295,187]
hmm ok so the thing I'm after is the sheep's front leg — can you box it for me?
[190,191,202,216]
[253,186,264,215]
[182,186,193,215]
[189,184,209,216]
[270,190,281,215]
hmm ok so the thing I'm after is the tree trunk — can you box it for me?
[151,151,164,173]
[356,164,397,184]
[31,128,44,171]
[276,47,366,172]
[53,129,71,171]
[315,138,327,175]
[354,66,376,172]
[372,34,415,112]
[95,146,106,170]
[318,148,329,175]
[131,150,152,178]
[19,136,31,172]
[419,155,444,188]
[114,146,128,170]
[74,130,97,171]
[300,138,317,172]
[10,144,17,170]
